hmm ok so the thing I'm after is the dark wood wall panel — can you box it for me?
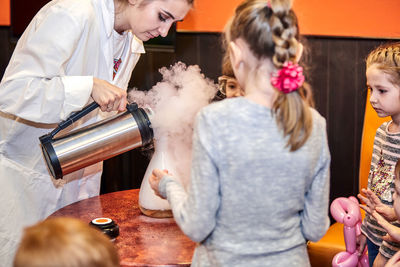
[306,37,382,203]
[0,27,12,76]
[329,40,361,200]
[0,28,389,205]
[10,0,50,37]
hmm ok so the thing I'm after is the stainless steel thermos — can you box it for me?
[39,102,153,179]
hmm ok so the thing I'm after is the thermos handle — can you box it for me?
[49,101,100,138]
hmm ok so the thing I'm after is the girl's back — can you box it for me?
[195,97,330,257]
[149,0,331,266]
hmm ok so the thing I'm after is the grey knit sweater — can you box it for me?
[158,97,331,267]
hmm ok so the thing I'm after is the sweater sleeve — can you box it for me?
[300,119,331,242]
[0,4,93,123]
[158,111,220,242]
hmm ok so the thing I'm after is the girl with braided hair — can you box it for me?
[357,42,400,267]
[149,0,330,266]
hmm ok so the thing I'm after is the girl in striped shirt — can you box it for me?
[358,42,400,267]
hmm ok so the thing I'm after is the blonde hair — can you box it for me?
[224,0,313,151]
[14,217,119,267]
[366,42,400,86]
[221,52,235,78]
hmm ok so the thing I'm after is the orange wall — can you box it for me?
[0,0,10,25]
[292,0,400,38]
[2,0,399,38]
[178,0,400,38]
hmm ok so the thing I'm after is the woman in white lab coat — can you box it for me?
[0,0,192,265]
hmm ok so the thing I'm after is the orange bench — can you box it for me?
[307,91,389,266]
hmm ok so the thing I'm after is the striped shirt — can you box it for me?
[361,121,400,259]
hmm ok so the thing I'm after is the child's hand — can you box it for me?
[358,188,397,221]
[385,250,400,266]
[372,211,400,242]
[149,169,170,199]
[358,188,380,214]
[356,233,367,256]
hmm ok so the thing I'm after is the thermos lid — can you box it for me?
[89,217,119,240]
[39,135,62,179]
[128,104,153,145]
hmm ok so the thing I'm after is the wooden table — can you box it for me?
[49,189,196,267]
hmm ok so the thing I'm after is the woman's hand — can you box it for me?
[372,211,400,242]
[358,188,397,221]
[149,169,170,199]
[92,78,127,112]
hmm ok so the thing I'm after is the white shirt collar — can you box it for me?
[130,34,146,54]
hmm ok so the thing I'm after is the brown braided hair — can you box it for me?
[224,0,314,151]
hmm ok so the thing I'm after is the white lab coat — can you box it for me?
[0,0,145,265]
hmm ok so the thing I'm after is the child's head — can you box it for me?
[225,0,298,67]
[366,43,400,120]
[223,0,313,151]
[14,217,119,267]
[218,54,244,98]
[218,75,244,98]
[366,42,400,81]
[393,159,400,219]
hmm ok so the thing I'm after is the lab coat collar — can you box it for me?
[100,0,115,38]
[131,34,146,54]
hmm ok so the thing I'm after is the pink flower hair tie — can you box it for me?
[271,61,305,94]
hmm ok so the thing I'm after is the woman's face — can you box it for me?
[125,0,191,41]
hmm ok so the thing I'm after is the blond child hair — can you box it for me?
[14,217,119,267]
[366,42,400,85]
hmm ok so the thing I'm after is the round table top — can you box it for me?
[49,189,196,267]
